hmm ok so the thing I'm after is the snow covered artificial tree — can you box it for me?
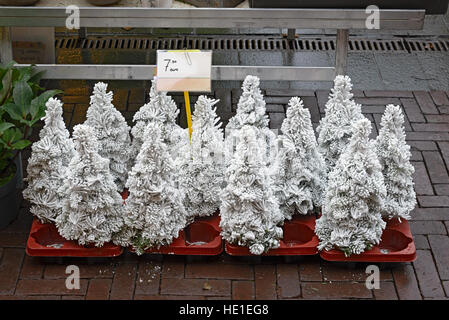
[376,104,416,220]
[131,78,184,161]
[56,124,124,247]
[176,95,225,220]
[317,75,364,172]
[275,97,327,219]
[225,75,277,167]
[23,98,75,223]
[315,118,386,257]
[118,122,187,255]
[220,125,283,255]
[84,82,132,191]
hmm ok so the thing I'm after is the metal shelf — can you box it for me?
[0,7,425,81]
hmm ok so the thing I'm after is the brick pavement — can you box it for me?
[0,86,448,300]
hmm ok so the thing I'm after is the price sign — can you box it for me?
[156,50,212,92]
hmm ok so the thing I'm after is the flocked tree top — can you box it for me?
[225,75,277,168]
[317,75,364,171]
[131,78,184,160]
[133,78,179,129]
[281,97,322,159]
[190,95,225,169]
[226,75,269,130]
[85,82,132,191]
[376,104,416,220]
[23,97,75,223]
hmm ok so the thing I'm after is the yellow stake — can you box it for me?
[184,91,192,139]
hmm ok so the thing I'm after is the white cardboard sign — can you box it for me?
[156,50,212,92]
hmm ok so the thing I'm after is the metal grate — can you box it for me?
[55,36,449,53]
[404,39,449,52]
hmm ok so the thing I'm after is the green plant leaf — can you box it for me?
[3,103,23,121]
[0,69,13,105]
[29,70,45,84]
[18,65,34,83]
[30,107,46,126]
[0,60,16,70]
[1,127,19,145]
[29,96,40,119]
[12,139,31,150]
[0,122,14,134]
[13,80,33,115]
[11,128,23,143]
[0,61,16,80]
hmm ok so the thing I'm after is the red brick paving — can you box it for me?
[232,281,255,300]
[0,88,448,300]
[254,264,277,300]
[86,279,112,300]
[276,264,301,299]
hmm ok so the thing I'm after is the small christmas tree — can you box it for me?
[376,104,416,220]
[315,118,386,257]
[56,124,124,247]
[84,82,132,191]
[220,125,283,255]
[176,95,225,219]
[131,78,184,161]
[225,75,277,167]
[23,98,75,223]
[275,97,327,219]
[317,75,364,172]
[227,75,269,130]
[120,122,187,255]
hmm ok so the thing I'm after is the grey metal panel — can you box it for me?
[0,18,424,30]
[0,7,425,30]
[212,65,335,81]
[0,7,425,19]
[15,64,336,81]
[0,27,12,64]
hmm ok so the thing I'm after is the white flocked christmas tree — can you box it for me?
[220,125,283,255]
[315,118,386,257]
[23,98,75,223]
[317,75,364,172]
[376,104,416,220]
[176,95,225,220]
[119,122,187,255]
[225,75,277,168]
[131,78,184,162]
[56,124,125,247]
[275,97,327,219]
[84,82,132,191]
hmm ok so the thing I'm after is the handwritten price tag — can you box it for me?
[156,50,212,92]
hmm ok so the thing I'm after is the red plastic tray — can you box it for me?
[225,215,319,256]
[320,218,416,262]
[133,214,223,255]
[26,218,124,257]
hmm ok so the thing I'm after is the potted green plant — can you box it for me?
[0,61,61,229]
